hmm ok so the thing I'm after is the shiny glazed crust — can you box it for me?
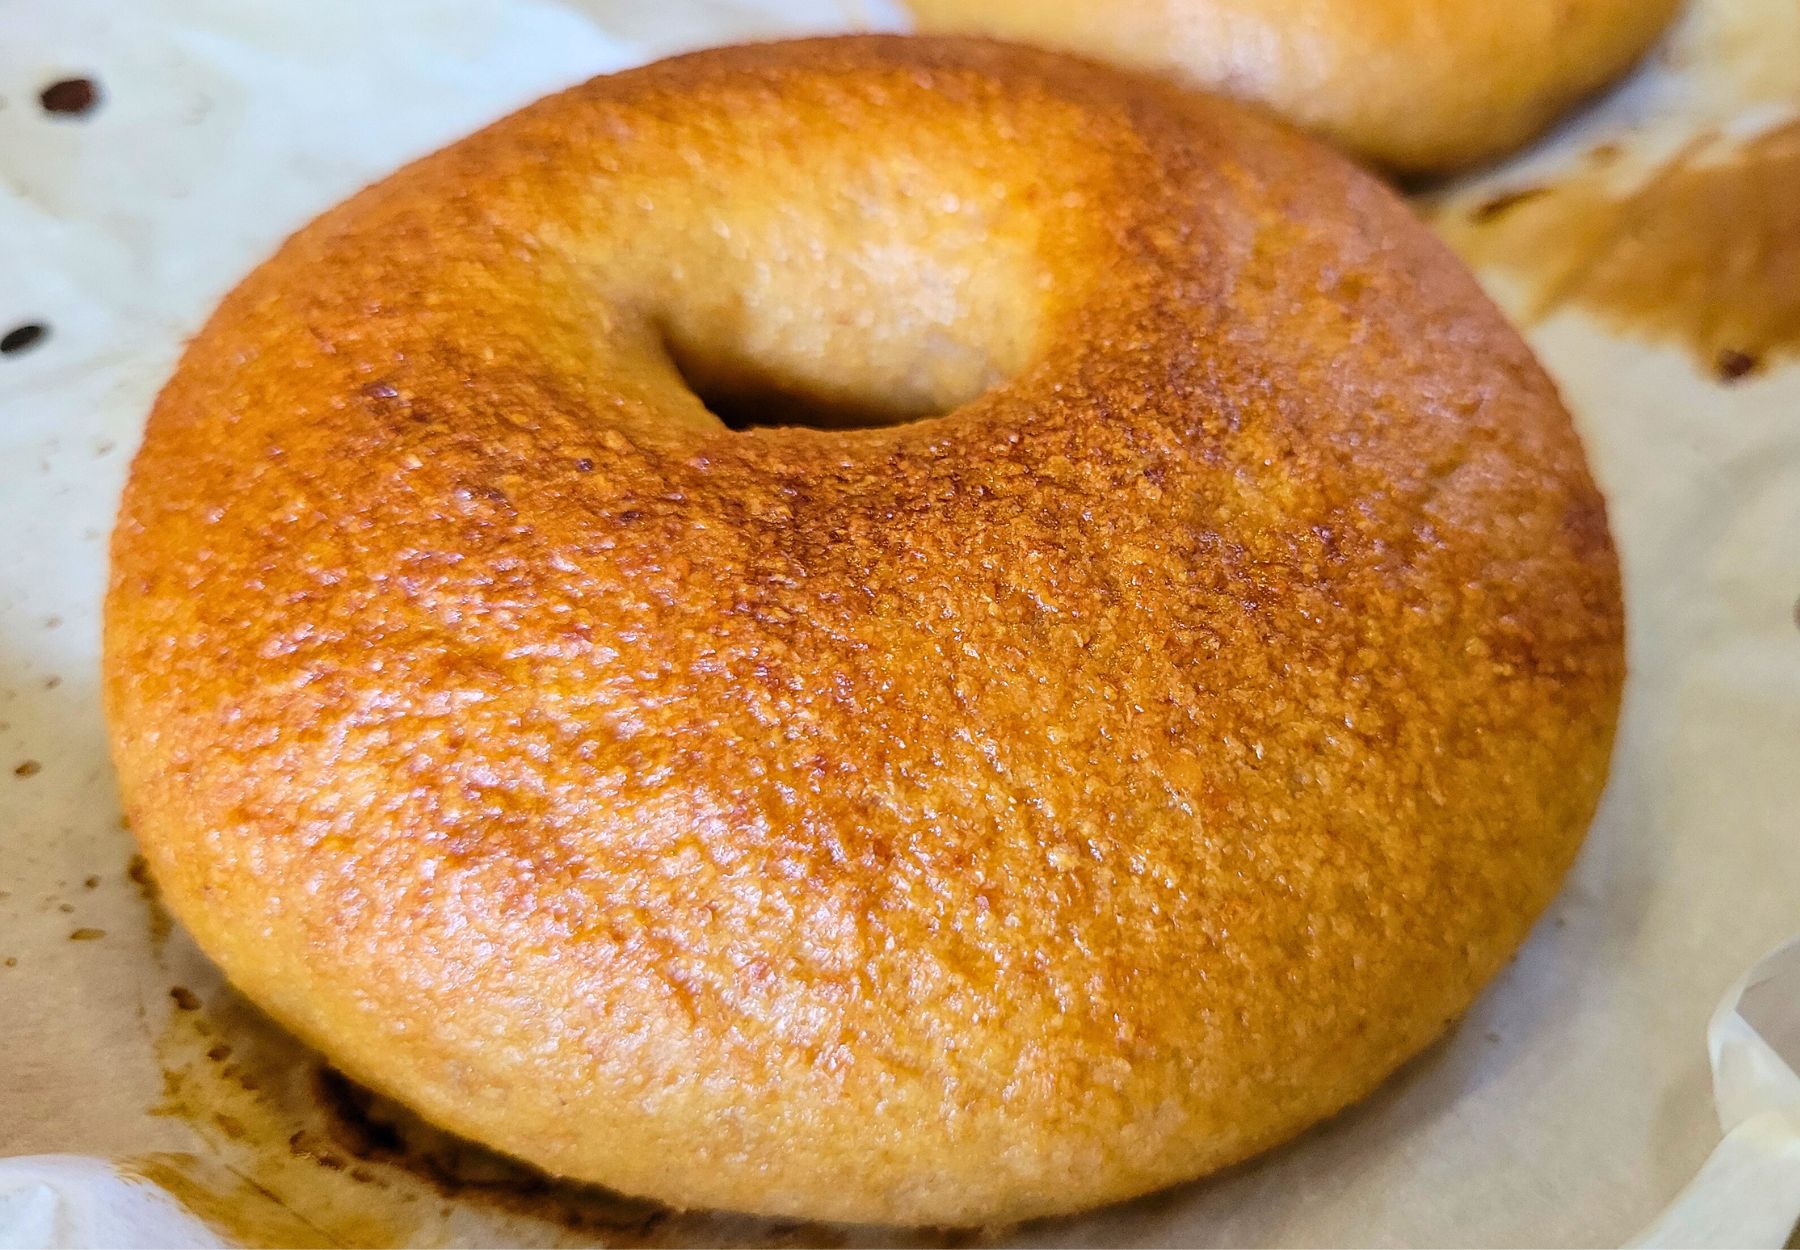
[906,0,1684,171]
[105,37,1625,1227]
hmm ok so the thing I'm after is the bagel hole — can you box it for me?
[666,339,969,432]
[649,194,1045,433]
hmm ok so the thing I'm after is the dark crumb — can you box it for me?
[44,676,62,690]
[43,615,61,629]
[1485,1031,1502,1043]
[3,324,49,355]
[68,927,105,941]
[58,902,74,914]
[1714,348,1761,382]
[39,77,100,117]
[13,760,40,777]
[3,957,16,968]
[1470,185,1549,223]
[349,1166,378,1184]
[213,1113,246,1140]
[206,1043,232,1062]
[83,875,100,889]
[1588,142,1623,164]
[127,855,152,885]
[169,986,202,1011]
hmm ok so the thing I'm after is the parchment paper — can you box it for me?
[1,0,1796,1245]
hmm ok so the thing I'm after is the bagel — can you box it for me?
[904,0,1684,171]
[105,36,1624,1227]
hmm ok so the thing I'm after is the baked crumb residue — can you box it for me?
[1439,121,1800,379]
[38,77,100,117]
[127,852,171,944]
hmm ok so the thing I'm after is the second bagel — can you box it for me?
[905,0,1683,171]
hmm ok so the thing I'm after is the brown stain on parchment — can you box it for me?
[121,1153,360,1249]
[141,973,422,1247]
[1437,120,1800,380]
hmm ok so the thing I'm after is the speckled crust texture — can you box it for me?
[105,36,1625,1227]
[906,0,1685,171]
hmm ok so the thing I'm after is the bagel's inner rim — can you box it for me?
[637,166,1058,433]
[515,72,1108,436]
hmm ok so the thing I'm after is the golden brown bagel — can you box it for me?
[105,36,1624,1226]
[905,0,1683,171]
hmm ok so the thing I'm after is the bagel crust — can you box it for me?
[906,0,1684,171]
[106,37,1624,1226]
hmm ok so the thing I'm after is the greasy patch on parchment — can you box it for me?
[1435,120,1800,381]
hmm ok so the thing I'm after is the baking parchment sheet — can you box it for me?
[0,0,1796,1245]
